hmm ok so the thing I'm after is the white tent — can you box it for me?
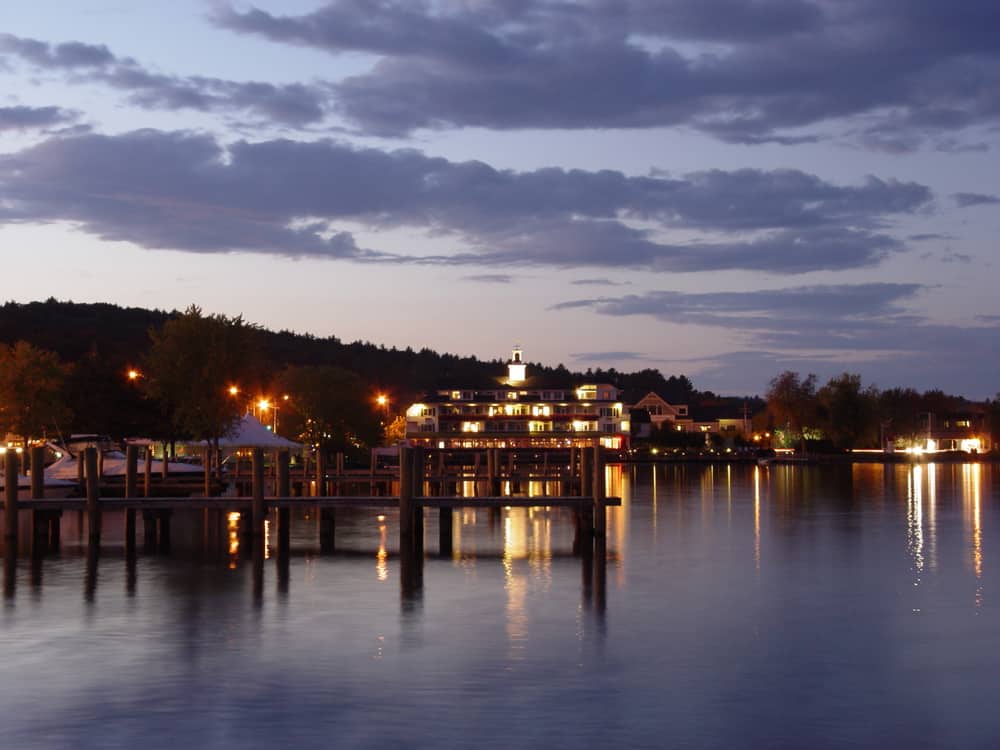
[209,414,303,451]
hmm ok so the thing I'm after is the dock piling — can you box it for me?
[124,445,138,558]
[4,449,19,543]
[251,448,265,535]
[85,447,100,545]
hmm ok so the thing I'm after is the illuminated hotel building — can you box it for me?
[405,346,630,449]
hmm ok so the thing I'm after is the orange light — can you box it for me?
[127,369,140,381]
[258,399,270,411]
[228,385,239,396]
[376,394,388,406]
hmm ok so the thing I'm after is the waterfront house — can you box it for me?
[404,346,630,449]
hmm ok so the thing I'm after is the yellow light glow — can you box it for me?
[258,399,270,411]
[376,394,387,406]
[127,369,140,380]
[228,385,239,396]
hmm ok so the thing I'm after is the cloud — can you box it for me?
[554,283,925,339]
[572,279,631,286]
[0,105,77,131]
[214,1,1000,148]
[557,283,1000,397]
[0,33,328,128]
[954,192,1000,208]
[461,273,514,283]
[0,129,930,271]
[570,351,647,362]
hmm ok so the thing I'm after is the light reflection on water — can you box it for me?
[0,462,998,749]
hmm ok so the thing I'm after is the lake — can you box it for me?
[1,462,998,749]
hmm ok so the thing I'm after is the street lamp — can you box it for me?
[376,393,390,424]
[257,398,278,431]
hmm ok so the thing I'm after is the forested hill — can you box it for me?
[0,299,712,406]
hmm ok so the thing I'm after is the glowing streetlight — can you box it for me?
[127,368,141,381]
[228,385,239,397]
[257,398,278,431]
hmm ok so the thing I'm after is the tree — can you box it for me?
[144,306,258,456]
[818,373,878,450]
[766,371,818,451]
[0,341,72,443]
[383,415,407,446]
[275,365,382,461]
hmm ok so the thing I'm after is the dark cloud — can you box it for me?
[570,351,647,362]
[572,279,630,286]
[214,1,1000,147]
[557,283,1000,397]
[0,105,77,130]
[954,192,1000,208]
[0,33,113,68]
[462,274,514,283]
[0,130,931,271]
[0,33,328,128]
[553,283,924,336]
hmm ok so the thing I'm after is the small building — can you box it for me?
[405,346,630,449]
[629,392,690,429]
[927,411,990,453]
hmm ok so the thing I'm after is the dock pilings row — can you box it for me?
[4,443,613,560]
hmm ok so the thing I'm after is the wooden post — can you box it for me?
[161,442,169,480]
[203,444,212,497]
[251,447,265,536]
[315,450,326,497]
[398,446,413,546]
[277,449,290,560]
[580,447,592,497]
[439,507,453,557]
[30,445,45,501]
[4,449,19,542]
[85,447,100,545]
[76,451,84,486]
[124,445,138,558]
[143,447,152,497]
[30,445,48,555]
[592,445,606,540]
[30,478,56,554]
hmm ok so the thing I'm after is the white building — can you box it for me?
[405,347,630,449]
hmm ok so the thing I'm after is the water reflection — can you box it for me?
[753,466,761,571]
[906,465,925,593]
[963,464,984,608]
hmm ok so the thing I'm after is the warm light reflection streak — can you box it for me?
[227,511,240,569]
[753,466,761,570]
[376,522,388,581]
[906,465,924,590]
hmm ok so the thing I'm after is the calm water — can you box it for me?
[2,463,999,749]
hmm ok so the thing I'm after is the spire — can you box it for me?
[507,345,526,385]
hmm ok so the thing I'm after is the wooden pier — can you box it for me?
[3,445,619,557]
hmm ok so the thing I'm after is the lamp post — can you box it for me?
[258,398,277,431]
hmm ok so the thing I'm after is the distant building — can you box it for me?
[405,346,630,449]
[629,392,690,429]
[923,410,991,453]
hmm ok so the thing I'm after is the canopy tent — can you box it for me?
[204,414,304,451]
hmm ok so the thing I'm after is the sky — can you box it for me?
[0,0,997,398]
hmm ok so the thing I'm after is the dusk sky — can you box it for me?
[1,1,997,397]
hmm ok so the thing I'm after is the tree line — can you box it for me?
[764,371,1000,452]
[0,300,715,459]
